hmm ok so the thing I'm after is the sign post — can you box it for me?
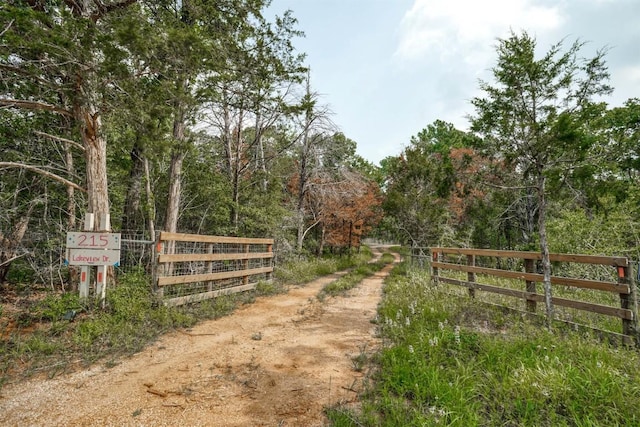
[66,213,120,302]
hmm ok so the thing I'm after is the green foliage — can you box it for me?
[547,204,640,258]
[35,292,83,322]
[382,120,482,246]
[327,263,640,426]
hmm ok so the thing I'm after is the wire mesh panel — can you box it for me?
[117,232,155,275]
[429,247,636,342]
[155,232,274,306]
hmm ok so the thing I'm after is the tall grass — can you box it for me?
[327,264,640,426]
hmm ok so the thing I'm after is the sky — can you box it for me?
[267,0,640,165]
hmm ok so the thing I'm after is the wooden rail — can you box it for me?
[428,247,637,343]
[155,232,274,306]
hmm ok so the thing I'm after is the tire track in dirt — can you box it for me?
[0,246,399,427]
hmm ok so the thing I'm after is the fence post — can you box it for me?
[411,244,416,267]
[525,258,537,313]
[431,249,439,284]
[78,213,94,300]
[243,243,250,286]
[618,263,633,338]
[154,235,164,299]
[207,243,214,292]
[95,213,110,307]
[630,261,640,346]
[467,254,476,298]
[266,242,273,282]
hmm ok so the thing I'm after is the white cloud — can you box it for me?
[611,64,640,103]
[394,0,564,64]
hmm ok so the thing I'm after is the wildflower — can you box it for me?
[409,301,416,315]
[409,345,414,354]
[454,325,461,346]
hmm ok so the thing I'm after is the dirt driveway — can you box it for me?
[0,247,398,427]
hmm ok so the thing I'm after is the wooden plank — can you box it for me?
[439,277,534,300]
[163,283,258,307]
[158,251,273,263]
[550,296,633,320]
[439,277,633,320]
[431,247,628,266]
[432,261,629,294]
[159,231,273,245]
[157,266,273,287]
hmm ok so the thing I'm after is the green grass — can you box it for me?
[437,268,627,334]
[326,263,640,426]
[320,252,395,298]
[274,248,373,285]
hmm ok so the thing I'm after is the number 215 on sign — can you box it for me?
[66,232,121,250]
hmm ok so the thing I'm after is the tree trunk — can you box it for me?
[164,149,184,235]
[165,100,187,236]
[64,141,76,230]
[121,139,145,232]
[80,112,110,230]
[144,157,156,239]
[317,224,325,256]
[255,111,268,192]
[295,72,314,253]
[537,171,553,327]
[230,112,243,230]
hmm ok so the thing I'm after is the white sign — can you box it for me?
[67,232,121,250]
[66,232,121,266]
[66,248,121,266]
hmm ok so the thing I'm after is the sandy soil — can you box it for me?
[0,247,398,427]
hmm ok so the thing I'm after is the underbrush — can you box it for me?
[326,263,640,426]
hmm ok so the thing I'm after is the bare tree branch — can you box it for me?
[0,19,14,38]
[34,131,85,151]
[0,162,86,192]
[481,181,536,191]
[0,99,73,117]
[0,252,29,268]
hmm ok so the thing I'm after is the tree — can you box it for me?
[470,31,612,324]
[319,170,382,253]
[1,1,141,230]
[382,120,482,247]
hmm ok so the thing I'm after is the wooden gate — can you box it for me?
[154,232,273,306]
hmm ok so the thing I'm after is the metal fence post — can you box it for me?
[618,263,632,337]
[431,249,439,284]
[525,258,537,313]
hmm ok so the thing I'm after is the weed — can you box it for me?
[351,344,369,372]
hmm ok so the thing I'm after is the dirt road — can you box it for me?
[0,248,398,426]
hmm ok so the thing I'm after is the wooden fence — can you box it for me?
[154,232,273,306]
[427,247,638,344]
